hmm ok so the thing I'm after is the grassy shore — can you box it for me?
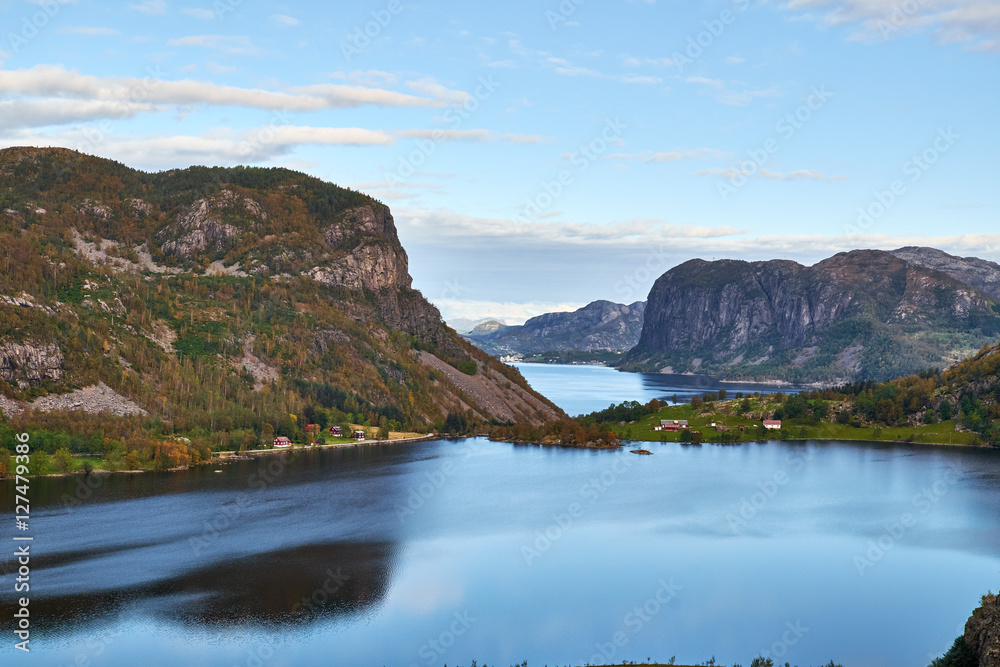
[613,397,980,448]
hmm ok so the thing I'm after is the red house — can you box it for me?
[306,424,321,435]
[353,430,366,441]
[273,436,291,448]
[328,426,342,436]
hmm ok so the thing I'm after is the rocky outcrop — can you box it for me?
[625,250,1000,382]
[159,189,264,257]
[892,246,1000,300]
[965,593,1000,667]
[307,241,409,293]
[0,342,64,388]
[30,382,147,416]
[468,301,646,356]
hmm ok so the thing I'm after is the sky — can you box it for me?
[1,0,998,324]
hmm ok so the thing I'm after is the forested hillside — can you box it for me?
[0,147,561,473]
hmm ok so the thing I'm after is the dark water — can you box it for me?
[3,436,1000,667]
[513,362,803,416]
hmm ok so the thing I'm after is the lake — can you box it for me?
[512,362,804,416]
[2,366,999,667]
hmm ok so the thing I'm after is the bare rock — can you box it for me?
[965,592,1000,667]
[30,382,147,417]
[0,341,64,386]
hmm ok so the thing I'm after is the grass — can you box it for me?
[615,399,979,447]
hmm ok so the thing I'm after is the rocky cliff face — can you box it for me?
[467,300,646,356]
[965,593,1000,667]
[624,250,1000,382]
[0,342,64,389]
[892,246,1000,300]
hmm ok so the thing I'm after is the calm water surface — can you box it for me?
[513,363,803,415]
[2,367,999,667]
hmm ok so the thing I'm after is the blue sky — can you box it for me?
[1,0,998,323]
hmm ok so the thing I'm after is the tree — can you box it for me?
[262,422,274,445]
[53,448,74,474]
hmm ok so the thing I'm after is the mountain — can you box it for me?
[621,250,1000,382]
[0,147,562,441]
[466,300,646,357]
[890,246,1000,300]
[447,317,507,335]
[468,319,509,336]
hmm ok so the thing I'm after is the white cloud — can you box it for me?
[290,83,451,108]
[396,208,749,248]
[607,148,730,163]
[0,99,155,130]
[0,66,454,124]
[405,77,472,104]
[272,14,299,26]
[395,129,545,144]
[622,55,676,67]
[774,0,1000,51]
[128,0,166,15]
[435,299,589,324]
[0,124,398,169]
[695,166,847,182]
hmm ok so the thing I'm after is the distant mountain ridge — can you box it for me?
[466,300,646,357]
[621,249,1000,383]
[889,246,1000,300]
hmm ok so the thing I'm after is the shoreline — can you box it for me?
[621,434,990,450]
[2,433,439,480]
[5,432,992,481]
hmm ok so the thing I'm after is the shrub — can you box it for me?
[457,361,477,376]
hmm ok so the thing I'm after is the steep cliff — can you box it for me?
[623,250,1000,382]
[0,147,562,429]
[467,300,645,357]
[965,593,1000,667]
